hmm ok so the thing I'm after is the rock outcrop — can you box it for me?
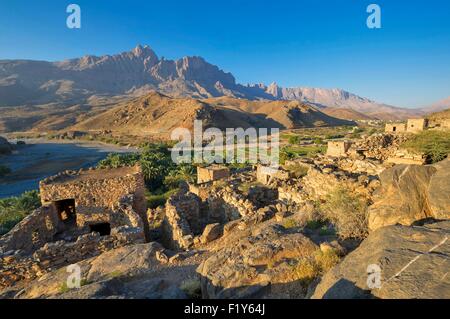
[368,159,450,231]
[311,221,450,299]
[197,223,319,299]
[2,242,192,299]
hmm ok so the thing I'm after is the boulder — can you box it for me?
[197,223,318,299]
[200,223,223,244]
[368,158,450,231]
[311,221,450,299]
[428,159,450,219]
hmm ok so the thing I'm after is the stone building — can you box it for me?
[428,118,450,130]
[0,165,149,287]
[39,165,147,234]
[197,165,230,184]
[406,119,428,133]
[385,123,406,133]
[326,140,352,157]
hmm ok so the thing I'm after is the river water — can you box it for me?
[0,139,137,198]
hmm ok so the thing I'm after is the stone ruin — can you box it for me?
[157,165,280,251]
[385,123,406,133]
[158,158,378,254]
[0,165,148,288]
[385,118,450,134]
[406,118,428,133]
[197,165,230,184]
[39,165,147,232]
[323,133,427,169]
[256,165,289,185]
[326,140,352,157]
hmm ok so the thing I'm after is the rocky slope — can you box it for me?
[427,107,450,120]
[0,45,423,120]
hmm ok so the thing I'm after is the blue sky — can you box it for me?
[0,0,449,108]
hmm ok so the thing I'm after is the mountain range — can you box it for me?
[0,45,448,121]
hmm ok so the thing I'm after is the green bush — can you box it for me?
[402,130,450,163]
[288,135,301,144]
[325,134,345,140]
[146,189,179,209]
[280,145,326,163]
[0,190,41,235]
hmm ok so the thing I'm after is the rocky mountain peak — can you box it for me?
[132,44,158,60]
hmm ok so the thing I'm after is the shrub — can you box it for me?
[288,135,301,144]
[293,249,340,285]
[280,146,326,163]
[97,153,140,169]
[319,186,369,239]
[313,138,324,145]
[306,220,326,230]
[325,134,345,140]
[401,130,450,163]
[282,218,300,229]
[0,190,41,235]
[180,278,202,299]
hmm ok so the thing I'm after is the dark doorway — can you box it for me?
[89,223,111,236]
[54,199,76,226]
[393,127,397,132]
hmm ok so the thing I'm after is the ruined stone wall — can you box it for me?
[385,123,406,133]
[0,205,60,255]
[278,165,376,206]
[162,193,201,250]
[352,133,409,161]
[219,189,257,219]
[386,149,426,165]
[428,118,450,130]
[0,226,145,289]
[39,166,147,229]
[336,158,386,176]
[256,165,289,185]
[189,182,213,201]
[326,141,352,157]
[197,166,230,184]
[407,119,428,133]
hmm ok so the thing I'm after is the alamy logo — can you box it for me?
[366,4,381,29]
[66,264,81,289]
[367,264,382,289]
[171,120,280,169]
[66,4,81,29]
